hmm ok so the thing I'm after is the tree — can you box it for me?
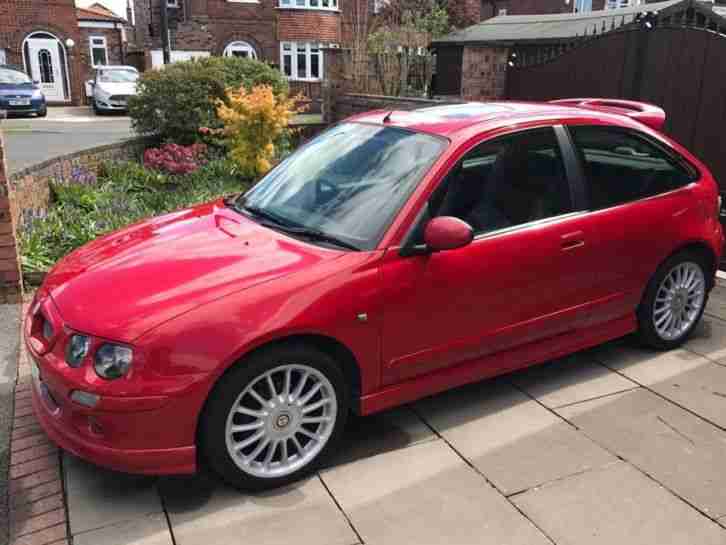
[366,0,450,97]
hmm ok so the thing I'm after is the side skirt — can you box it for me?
[359,314,636,416]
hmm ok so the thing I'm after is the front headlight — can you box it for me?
[32,89,43,99]
[66,334,91,367]
[94,343,133,379]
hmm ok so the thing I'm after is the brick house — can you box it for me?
[77,5,129,93]
[131,0,352,105]
[0,1,128,105]
[0,0,84,104]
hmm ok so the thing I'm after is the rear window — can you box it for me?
[569,126,696,210]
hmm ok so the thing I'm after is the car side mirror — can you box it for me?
[423,216,474,252]
[88,80,95,87]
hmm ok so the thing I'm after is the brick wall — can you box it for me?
[278,10,341,42]
[77,27,125,91]
[9,138,151,248]
[460,46,508,100]
[450,0,482,28]
[0,127,22,304]
[481,0,606,19]
[332,93,463,122]
[0,0,84,105]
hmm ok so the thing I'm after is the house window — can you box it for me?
[223,41,258,59]
[373,0,388,13]
[280,42,323,81]
[167,0,179,7]
[606,0,639,8]
[498,8,507,15]
[89,36,108,67]
[279,0,338,9]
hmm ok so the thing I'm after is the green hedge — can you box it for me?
[128,56,289,145]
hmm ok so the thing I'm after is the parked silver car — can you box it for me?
[88,66,139,115]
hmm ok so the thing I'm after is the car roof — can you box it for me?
[346,101,641,140]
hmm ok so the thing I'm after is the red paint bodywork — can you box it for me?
[423,216,474,252]
[27,101,724,475]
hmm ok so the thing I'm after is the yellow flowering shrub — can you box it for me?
[215,85,304,178]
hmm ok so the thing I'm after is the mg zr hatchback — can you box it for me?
[26,98,724,490]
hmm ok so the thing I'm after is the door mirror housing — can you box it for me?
[423,216,474,252]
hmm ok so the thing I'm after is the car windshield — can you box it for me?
[238,122,447,250]
[98,69,138,83]
[0,68,31,85]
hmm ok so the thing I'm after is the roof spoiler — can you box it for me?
[549,98,666,131]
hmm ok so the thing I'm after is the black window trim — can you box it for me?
[399,124,585,256]
[562,123,700,213]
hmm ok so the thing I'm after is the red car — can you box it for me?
[26,98,723,490]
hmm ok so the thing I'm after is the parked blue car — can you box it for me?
[0,65,47,117]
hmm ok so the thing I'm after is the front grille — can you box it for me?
[109,95,130,102]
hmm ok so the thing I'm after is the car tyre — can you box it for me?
[37,108,47,118]
[637,250,710,350]
[92,100,103,116]
[201,343,349,491]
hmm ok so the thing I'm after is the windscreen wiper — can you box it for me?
[274,225,361,251]
[230,200,360,251]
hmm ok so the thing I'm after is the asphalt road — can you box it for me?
[1,107,135,174]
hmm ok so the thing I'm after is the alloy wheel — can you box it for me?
[224,364,338,479]
[652,261,705,341]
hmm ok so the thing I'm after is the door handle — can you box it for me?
[561,231,585,251]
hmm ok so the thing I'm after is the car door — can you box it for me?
[562,124,700,327]
[379,126,597,386]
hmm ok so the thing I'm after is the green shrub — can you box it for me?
[19,158,252,281]
[128,56,289,144]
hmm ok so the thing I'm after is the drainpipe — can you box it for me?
[160,0,171,64]
[117,23,126,64]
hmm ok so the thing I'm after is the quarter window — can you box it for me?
[280,42,323,81]
[568,126,695,210]
[89,36,108,67]
[434,127,573,235]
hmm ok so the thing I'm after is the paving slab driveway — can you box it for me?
[61,285,726,545]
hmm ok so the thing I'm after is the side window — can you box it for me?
[435,127,573,235]
[569,126,695,210]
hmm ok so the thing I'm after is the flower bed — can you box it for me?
[19,156,250,282]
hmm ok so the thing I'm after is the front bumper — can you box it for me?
[94,97,129,111]
[25,301,200,475]
[31,381,196,474]
[0,100,46,116]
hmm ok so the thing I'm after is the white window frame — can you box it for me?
[373,0,388,13]
[89,35,108,67]
[605,0,639,8]
[279,0,338,10]
[280,42,323,81]
[167,0,179,7]
[223,41,258,59]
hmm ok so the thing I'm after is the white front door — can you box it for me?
[27,38,67,102]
